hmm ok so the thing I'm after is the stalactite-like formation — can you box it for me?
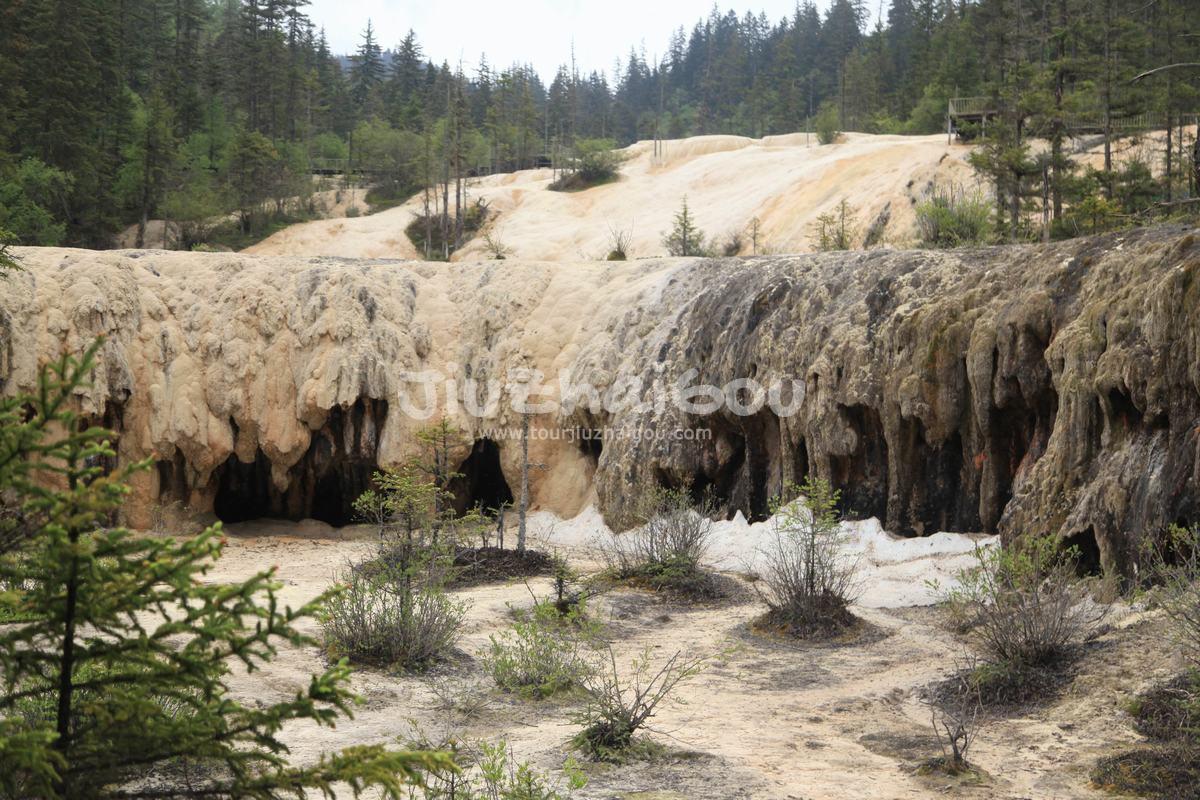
[3,227,1198,574]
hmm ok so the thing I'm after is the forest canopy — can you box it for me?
[0,0,1196,248]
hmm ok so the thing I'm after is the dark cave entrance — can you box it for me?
[450,438,514,515]
[212,400,386,528]
[829,404,889,522]
[213,449,287,524]
[1063,527,1103,576]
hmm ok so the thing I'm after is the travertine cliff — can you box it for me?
[3,226,1198,574]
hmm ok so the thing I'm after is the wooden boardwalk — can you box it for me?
[947,96,1197,142]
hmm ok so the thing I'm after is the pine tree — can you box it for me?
[351,19,384,116]
[0,342,451,798]
[663,196,708,256]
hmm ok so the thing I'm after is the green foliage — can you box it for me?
[662,196,710,257]
[1143,525,1200,672]
[809,199,858,251]
[0,159,71,246]
[3,0,1199,246]
[0,229,19,273]
[814,101,841,145]
[322,552,467,672]
[755,477,860,636]
[936,535,1103,676]
[310,132,350,162]
[353,118,423,203]
[406,198,490,261]
[915,185,994,248]
[549,139,622,191]
[603,483,727,600]
[409,734,587,800]
[482,603,598,699]
[0,342,449,798]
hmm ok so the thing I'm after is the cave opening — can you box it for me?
[1107,387,1143,431]
[578,428,603,466]
[450,438,514,515]
[694,427,745,517]
[212,399,386,527]
[156,451,189,505]
[830,404,889,522]
[1063,527,1103,576]
[986,384,1059,530]
[213,449,286,524]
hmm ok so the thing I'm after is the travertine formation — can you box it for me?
[3,225,1198,574]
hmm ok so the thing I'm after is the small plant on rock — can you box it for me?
[754,477,862,637]
[605,224,632,260]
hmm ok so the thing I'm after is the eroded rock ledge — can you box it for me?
[3,226,1198,574]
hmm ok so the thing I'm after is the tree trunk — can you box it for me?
[518,412,530,553]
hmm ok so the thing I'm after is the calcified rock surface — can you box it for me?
[3,226,1199,572]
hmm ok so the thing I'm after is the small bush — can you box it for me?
[482,228,510,259]
[603,484,727,599]
[572,647,706,761]
[921,664,983,776]
[323,556,467,671]
[483,604,597,699]
[606,224,631,260]
[939,535,1103,672]
[754,478,861,637]
[1127,673,1200,743]
[405,197,489,260]
[1144,525,1200,671]
[814,101,841,145]
[409,732,587,799]
[915,184,993,248]
[1092,746,1200,798]
[720,229,743,256]
[345,204,361,218]
[809,199,858,251]
[550,138,622,192]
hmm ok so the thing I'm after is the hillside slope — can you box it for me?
[246,132,976,260]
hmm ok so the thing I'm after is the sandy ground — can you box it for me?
[197,509,1178,800]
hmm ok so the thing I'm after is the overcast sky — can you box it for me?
[307,1,853,80]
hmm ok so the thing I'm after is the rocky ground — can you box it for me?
[201,516,1176,800]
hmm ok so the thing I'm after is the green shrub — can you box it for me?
[410,733,587,799]
[324,465,472,671]
[323,559,466,671]
[809,199,858,251]
[754,477,861,637]
[0,228,20,273]
[603,484,730,600]
[915,185,993,248]
[549,138,622,192]
[942,536,1103,667]
[814,101,841,145]
[483,604,597,699]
